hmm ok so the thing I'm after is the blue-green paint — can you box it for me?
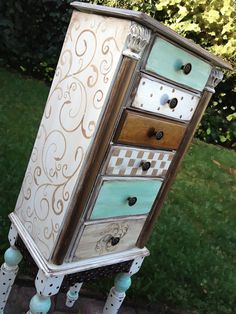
[115,273,131,293]
[146,37,212,91]
[90,179,162,219]
[67,290,78,298]
[4,247,23,267]
[29,294,51,313]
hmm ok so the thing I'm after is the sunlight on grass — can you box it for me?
[0,67,235,314]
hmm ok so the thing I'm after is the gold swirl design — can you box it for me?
[100,37,119,83]
[14,11,130,259]
[93,89,104,109]
[95,222,129,254]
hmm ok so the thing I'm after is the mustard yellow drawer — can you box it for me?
[114,110,186,150]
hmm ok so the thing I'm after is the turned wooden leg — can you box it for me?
[102,256,145,314]
[26,269,64,314]
[0,224,22,313]
[65,282,83,308]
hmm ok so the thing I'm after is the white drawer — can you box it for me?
[74,218,146,259]
[131,76,200,121]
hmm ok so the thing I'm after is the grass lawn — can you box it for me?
[0,67,235,313]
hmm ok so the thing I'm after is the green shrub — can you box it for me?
[0,0,235,148]
[0,0,71,82]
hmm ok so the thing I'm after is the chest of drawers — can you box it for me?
[1,2,232,313]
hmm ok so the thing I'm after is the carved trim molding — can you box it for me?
[204,68,224,93]
[123,22,151,60]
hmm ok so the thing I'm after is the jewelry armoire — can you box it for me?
[0,2,232,313]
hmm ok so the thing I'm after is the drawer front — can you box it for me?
[114,111,186,150]
[104,145,174,177]
[146,37,212,91]
[74,218,146,259]
[90,178,162,220]
[131,76,200,121]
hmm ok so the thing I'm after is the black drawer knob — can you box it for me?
[110,237,120,246]
[148,128,164,140]
[168,97,178,109]
[140,161,151,171]
[155,130,164,140]
[127,197,137,206]
[181,63,192,75]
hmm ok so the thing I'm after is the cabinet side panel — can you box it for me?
[13,11,130,260]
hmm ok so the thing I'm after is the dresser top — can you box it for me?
[71,1,232,71]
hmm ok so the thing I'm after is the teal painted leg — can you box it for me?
[27,294,51,314]
[102,256,145,314]
[27,269,64,314]
[66,282,83,307]
[0,224,22,312]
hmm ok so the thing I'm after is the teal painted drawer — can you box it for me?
[89,178,162,220]
[146,37,212,91]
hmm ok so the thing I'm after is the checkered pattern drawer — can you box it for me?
[103,145,174,177]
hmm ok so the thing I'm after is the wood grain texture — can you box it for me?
[137,91,213,247]
[114,110,186,150]
[74,218,146,260]
[71,2,232,70]
[51,57,138,265]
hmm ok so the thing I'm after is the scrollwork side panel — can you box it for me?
[14,11,131,260]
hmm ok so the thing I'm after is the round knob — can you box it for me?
[181,63,192,75]
[110,237,120,246]
[154,130,164,140]
[168,97,178,109]
[127,197,137,206]
[140,161,151,171]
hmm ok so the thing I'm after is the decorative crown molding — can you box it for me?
[123,22,151,60]
[204,68,224,93]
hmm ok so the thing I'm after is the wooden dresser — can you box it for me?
[0,2,232,313]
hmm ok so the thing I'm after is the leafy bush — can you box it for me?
[96,0,236,148]
[0,0,71,81]
[0,0,235,147]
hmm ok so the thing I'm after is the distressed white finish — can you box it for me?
[102,256,145,314]
[14,11,131,260]
[131,76,200,121]
[0,263,19,312]
[34,269,64,296]
[27,270,64,314]
[104,145,174,177]
[205,68,224,93]
[103,286,126,314]
[74,218,146,260]
[66,282,83,307]
[0,246,23,312]
[8,224,18,246]
[128,255,145,275]
[10,210,150,275]
[123,22,151,59]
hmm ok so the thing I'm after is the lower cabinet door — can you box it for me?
[74,217,146,259]
[88,178,162,220]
